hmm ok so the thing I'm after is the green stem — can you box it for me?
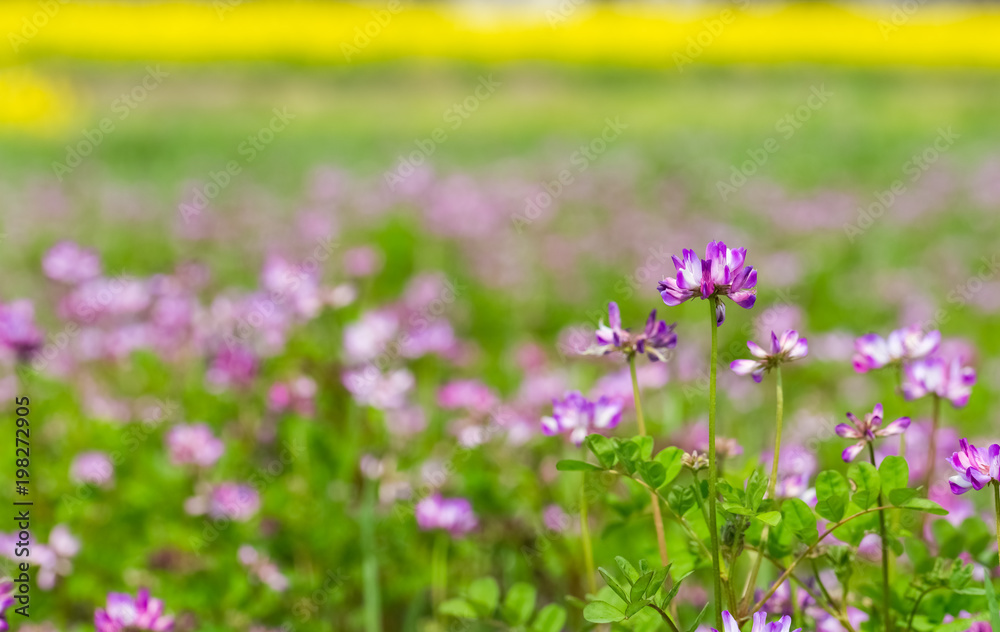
[630,354,670,567]
[925,395,941,489]
[994,482,1000,572]
[580,476,597,594]
[361,479,382,632]
[431,531,448,616]
[707,297,724,629]
[869,443,893,632]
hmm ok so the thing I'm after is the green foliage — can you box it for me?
[583,557,685,625]
[439,578,567,631]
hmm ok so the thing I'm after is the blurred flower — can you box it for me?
[42,241,101,285]
[267,376,317,417]
[383,405,427,436]
[437,379,497,413]
[852,325,940,373]
[185,482,260,522]
[94,588,173,632]
[543,504,571,532]
[948,439,1000,495]
[238,545,289,592]
[36,524,80,590]
[415,493,478,537]
[206,344,258,390]
[400,319,459,360]
[836,403,910,462]
[343,309,398,364]
[585,302,677,362]
[70,451,114,487]
[1,581,13,629]
[0,300,44,361]
[902,356,976,407]
[260,254,322,319]
[730,330,808,383]
[165,423,224,468]
[343,246,382,277]
[342,368,414,410]
[541,391,623,446]
[683,450,710,471]
[657,241,757,326]
[712,610,799,632]
[760,444,816,498]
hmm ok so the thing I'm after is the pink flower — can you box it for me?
[0,300,44,361]
[343,246,383,277]
[267,377,317,417]
[712,610,800,632]
[206,344,258,390]
[586,302,678,362]
[541,391,623,446]
[852,325,940,373]
[238,545,289,592]
[70,451,114,487]
[437,379,498,413]
[948,438,1000,495]
[94,588,173,631]
[658,241,757,326]
[342,368,414,410]
[902,356,976,408]
[165,423,224,468]
[415,494,478,537]
[835,403,910,462]
[42,241,102,285]
[730,330,808,383]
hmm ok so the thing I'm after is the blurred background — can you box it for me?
[1,1,1000,631]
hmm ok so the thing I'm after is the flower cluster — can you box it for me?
[836,403,910,462]
[902,355,977,408]
[94,588,173,631]
[541,391,623,446]
[948,439,1000,495]
[415,493,479,537]
[586,302,678,361]
[658,241,757,326]
[730,330,808,383]
[852,324,939,372]
[712,610,800,632]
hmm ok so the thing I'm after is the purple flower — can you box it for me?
[342,368,414,410]
[730,330,808,383]
[185,482,260,521]
[1,581,13,631]
[541,391,623,446]
[70,451,114,487]
[712,610,800,632]
[543,504,571,532]
[267,377,317,417]
[902,356,976,408]
[0,300,44,361]
[437,379,498,413]
[94,588,174,632]
[852,325,940,373]
[948,439,1000,495]
[206,344,258,390]
[165,423,225,468]
[760,444,816,499]
[42,241,102,285]
[836,403,911,462]
[587,302,678,362]
[657,241,757,326]
[238,545,289,592]
[415,493,478,537]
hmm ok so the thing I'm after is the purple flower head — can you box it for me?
[209,482,260,521]
[658,241,757,327]
[0,581,13,630]
[70,451,114,487]
[206,344,258,390]
[836,403,911,462]
[42,241,102,285]
[712,610,801,632]
[760,444,817,499]
[165,423,225,468]
[902,356,976,408]
[415,493,478,537]
[437,379,498,413]
[587,302,678,362]
[948,439,1000,495]
[730,330,808,383]
[0,300,44,361]
[541,391,623,446]
[852,324,940,373]
[94,588,174,632]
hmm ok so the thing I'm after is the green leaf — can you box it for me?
[660,570,693,608]
[624,599,648,618]
[984,573,1000,632]
[530,604,567,632]
[781,498,818,544]
[467,577,500,615]
[615,440,641,474]
[630,571,653,602]
[904,538,933,574]
[503,582,537,625]
[879,455,909,492]
[440,598,479,619]
[767,520,794,558]
[654,447,685,487]
[598,568,630,604]
[848,462,881,509]
[583,601,626,623]
[639,461,667,489]
[899,497,948,515]
[633,435,654,460]
[950,561,975,590]
[815,470,850,522]
[556,459,603,472]
[646,565,670,598]
[888,488,918,506]
[586,435,617,469]
[616,556,640,584]
[717,480,743,504]
[722,502,753,516]
[932,520,964,558]
[754,511,781,526]
[667,486,697,516]
[745,470,767,512]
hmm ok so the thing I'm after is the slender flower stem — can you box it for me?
[361,479,383,632]
[925,395,941,489]
[431,531,448,617]
[630,354,670,568]
[741,367,785,610]
[707,297,724,629]
[869,443,893,632]
[896,366,906,459]
[580,476,597,594]
[994,481,1000,572]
